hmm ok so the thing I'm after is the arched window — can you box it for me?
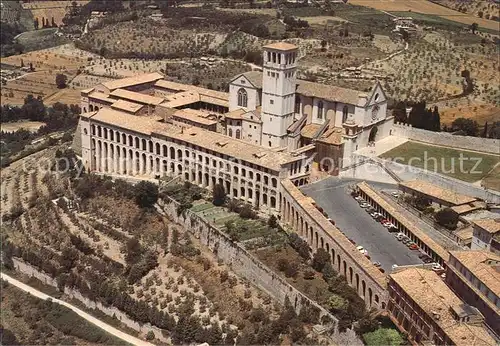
[228,128,233,137]
[317,101,323,119]
[342,105,349,123]
[235,129,241,139]
[237,88,248,108]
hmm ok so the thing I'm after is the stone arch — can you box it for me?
[320,237,324,249]
[128,135,133,146]
[349,267,353,284]
[270,196,276,209]
[170,147,175,159]
[141,153,146,174]
[89,104,94,112]
[326,243,330,254]
[135,137,140,149]
[97,126,102,137]
[228,128,233,137]
[177,149,182,159]
[342,105,348,123]
[155,143,160,155]
[314,232,318,248]
[375,294,379,305]
[235,129,241,139]
[337,255,341,271]
[331,249,335,265]
[141,139,147,151]
[381,302,386,309]
[355,273,360,292]
[343,261,347,277]
[362,280,366,298]
[368,287,373,306]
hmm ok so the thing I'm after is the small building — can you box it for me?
[388,267,498,345]
[446,251,500,336]
[471,219,500,253]
[398,180,477,209]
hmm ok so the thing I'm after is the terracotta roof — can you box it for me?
[263,42,298,51]
[110,89,164,105]
[317,127,344,145]
[300,123,322,139]
[162,91,200,108]
[357,182,450,261]
[224,109,246,120]
[110,100,144,113]
[472,219,500,234]
[391,268,497,346]
[238,71,263,89]
[172,109,217,126]
[296,80,361,105]
[80,87,94,94]
[282,180,387,288]
[399,180,477,206]
[199,94,228,108]
[155,79,229,102]
[451,201,486,215]
[87,108,299,171]
[450,250,500,297]
[102,72,164,91]
[454,226,473,242]
[88,92,114,103]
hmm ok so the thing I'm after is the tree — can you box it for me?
[312,248,330,272]
[470,22,478,34]
[451,118,479,136]
[146,331,155,341]
[482,122,488,138]
[133,181,158,208]
[289,233,311,260]
[268,214,278,228]
[212,184,226,206]
[125,237,143,264]
[320,39,327,51]
[435,208,459,230]
[55,73,68,89]
[239,203,257,219]
[328,293,348,312]
[362,328,404,346]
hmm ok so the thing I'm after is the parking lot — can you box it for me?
[301,177,423,272]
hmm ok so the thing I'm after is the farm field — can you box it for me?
[482,165,500,192]
[1,121,47,133]
[380,141,500,183]
[437,101,500,126]
[348,0,499,31]
[22,0,90,26]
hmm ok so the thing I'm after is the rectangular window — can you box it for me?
[270,99,274,104]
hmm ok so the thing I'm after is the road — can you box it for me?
[0,272,154,346]
[301,177,422,272]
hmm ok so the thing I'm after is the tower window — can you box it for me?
[267,52,271,62]
[295,96,301,113]
[270,99,274,105]
[237,88,248,107]
[317,101,324,119]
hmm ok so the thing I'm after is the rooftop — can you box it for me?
[86,108,300,171]
[102,72,164,91]
[449,250,500,297]
[232,71,364,106]
[300,123,322,139]
[390,268,497,346]
[317,126,344,145]
[263,42,298,51]
[110,99,144,113]
[172,109,217,126]
[296,80,362,105]
[88,91,114,103]
[399,180,477,206]
[110,89,164,105]
[155,79,229,103]
[472,218,500,234]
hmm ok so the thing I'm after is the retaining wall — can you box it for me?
[391,123,500,155]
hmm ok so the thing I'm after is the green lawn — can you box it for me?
[380,141,500,183]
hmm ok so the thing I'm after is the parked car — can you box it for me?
[387,226,399,233]
[366,207,375,213]
[354,196,363,201]
[327,218,335,225]
[418,252,428,259]
[370,212,379,218]
[348,238,356,245]
[378,267,385,273]
[357,199,366,204]
[395,233,405,240]
[373,261,381,267]
[360,203,370,208]
[409,243,419,250]
[356,246,368,255]
[423,257,433,264]
[380,218,389,224]
[432,263,445,275]
[402,238,411,245]
[391,191,400,198]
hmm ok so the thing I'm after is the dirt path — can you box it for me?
[1,272,154,346]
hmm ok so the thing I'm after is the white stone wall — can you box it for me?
[391,123,500,155]
[228,84,259,112]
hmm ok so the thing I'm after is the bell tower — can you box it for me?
[261,42,298,148]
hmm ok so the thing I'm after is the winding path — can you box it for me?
[1,272,154,346]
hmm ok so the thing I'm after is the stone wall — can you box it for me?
[12,258,169,343]
[157,198,339,326]
[391,123,500,155]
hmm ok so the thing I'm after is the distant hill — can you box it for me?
[431,0,499,21]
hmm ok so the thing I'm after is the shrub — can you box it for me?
[303,269,315,280]
[435,208,459,230]
[312,248,330,272]
[212,184,226,206]
[289,233,311,260]
[134,181,158,209]
[268,214,278,228]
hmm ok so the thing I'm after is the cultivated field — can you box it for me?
[22,0,90,26]
[1,121,47,133]
[348,0,499,31]
[380,141,500,183]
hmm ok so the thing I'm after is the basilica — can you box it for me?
[78,41,393,212]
